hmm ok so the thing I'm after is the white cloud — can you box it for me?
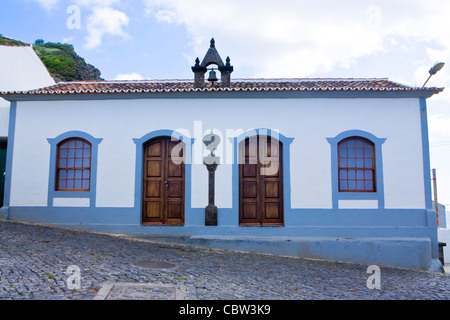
[143,0,387,77]
[83,6,130,50]
[62,36,74,43]
[429,114,450,140]
[114,73,145,80]
[31,0,59,10]
[75,0,122,7]
[33,0,131,50]
[143,0,450,79]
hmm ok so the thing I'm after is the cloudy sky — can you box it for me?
[1,0,450,209]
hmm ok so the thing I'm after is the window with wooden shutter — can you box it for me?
[338,137,376,192]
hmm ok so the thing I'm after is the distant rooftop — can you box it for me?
[0,43,31,47]
[0,35,30,47]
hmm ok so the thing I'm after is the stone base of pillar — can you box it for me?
[205,205,217,226]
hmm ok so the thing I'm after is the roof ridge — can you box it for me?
[1,78,443,96]
[53,77,391,84]
[53,79,195,84]
[233,77,390,81]
[0,43,32,47]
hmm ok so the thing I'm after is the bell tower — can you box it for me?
[192,38,233,88]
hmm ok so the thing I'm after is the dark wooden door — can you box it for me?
[143,137,185,225]
[239,136,283,225]
[0,143,6,208]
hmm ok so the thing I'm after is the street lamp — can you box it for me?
[422,62,445,88]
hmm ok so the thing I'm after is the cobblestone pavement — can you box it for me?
[0,220,449,300]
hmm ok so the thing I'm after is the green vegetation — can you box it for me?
[0,35,102,82]
[33,41,102,82]
[43,272,54,280]
[0,34,28,46]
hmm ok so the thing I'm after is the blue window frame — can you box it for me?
[47,131,102,207]
[327,130,386,209]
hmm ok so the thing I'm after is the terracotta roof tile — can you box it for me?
[1,78,443,96]
[0,43,31,47]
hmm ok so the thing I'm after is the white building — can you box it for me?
[0,42,55,208]
[0,40,444,271]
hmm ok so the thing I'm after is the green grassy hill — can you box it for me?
[0,34,27,46]
[1,35,102,82]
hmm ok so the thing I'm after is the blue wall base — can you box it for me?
[0,206,9,220]
[429,259,444,272]
[150,235,437,271]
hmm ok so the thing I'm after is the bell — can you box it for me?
[207,69,218,83]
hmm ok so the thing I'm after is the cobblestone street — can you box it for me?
[0,220,448,300]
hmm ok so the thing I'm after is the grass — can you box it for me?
[44,272,54,280]
[0,34,28,46]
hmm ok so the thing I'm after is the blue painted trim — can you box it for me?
[230,129,295,224]
[47,131,102,208]
[419,98,439,259]
[1,101,16,214]
[419,99,433,210]
[6,206,436,230]
[133,129,195,225]
[327,130,386,210]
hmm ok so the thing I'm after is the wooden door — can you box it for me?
[0,143,6,208]
[142,137,185,225]
[239,136,283,225]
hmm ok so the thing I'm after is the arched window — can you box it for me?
[338,137,375,192]
[56,138,91,191]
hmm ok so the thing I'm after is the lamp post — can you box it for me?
[422,62,445,88]
[422,62,445,225]
[432,169,440,228]
[203,132,220,226]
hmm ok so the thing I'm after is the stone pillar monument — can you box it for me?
[203,132,220,226]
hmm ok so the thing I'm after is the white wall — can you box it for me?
[9,97,425,209]
[0,45,55,92]
[0,45,56,138]
[0,98,9,137]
